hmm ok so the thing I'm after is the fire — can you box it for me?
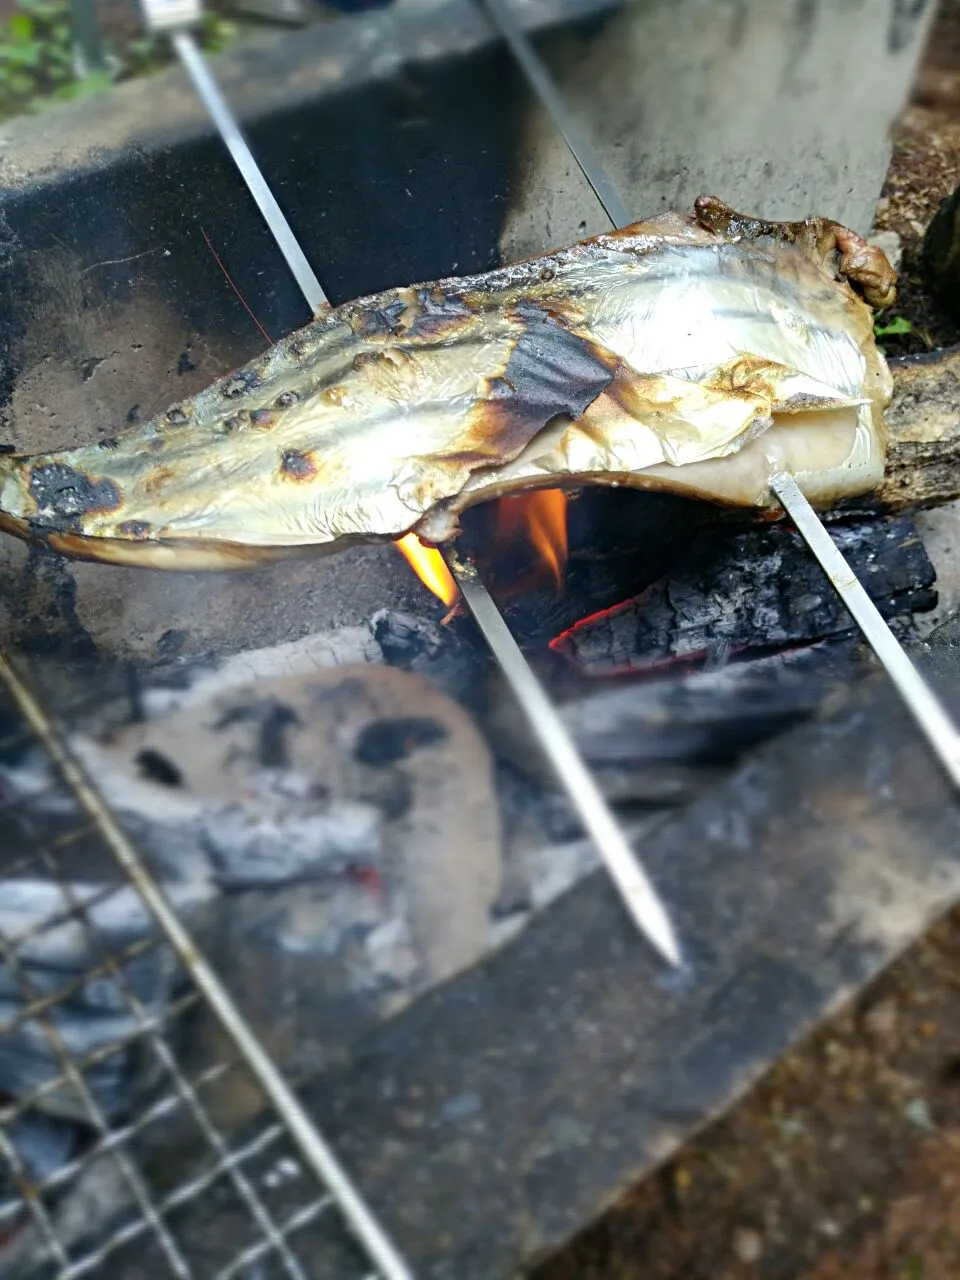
[394,488,568,604]
[394,532,459,605]
[495,488,568,588]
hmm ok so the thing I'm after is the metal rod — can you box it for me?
[171,31,328,315]
[770,473,960,791]
[476,0,632,229]
[444,552,681,965]
[0,653,416,1280]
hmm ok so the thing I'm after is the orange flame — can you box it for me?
[394,533,459,606]
[496,489,568,588]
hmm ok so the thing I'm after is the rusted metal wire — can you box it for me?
[0,649,410,1279]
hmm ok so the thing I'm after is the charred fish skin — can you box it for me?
[0,197,896,572]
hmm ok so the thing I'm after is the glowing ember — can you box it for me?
[394,532,459,605]
[496,489,568,588]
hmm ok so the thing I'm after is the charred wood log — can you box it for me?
[485,639,865,806]
[551,516,935,677]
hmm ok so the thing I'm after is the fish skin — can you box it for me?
[0,197,896,572]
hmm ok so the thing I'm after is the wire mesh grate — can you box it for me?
[0,653,403,1280]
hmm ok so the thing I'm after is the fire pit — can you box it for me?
[0,0,959,1276]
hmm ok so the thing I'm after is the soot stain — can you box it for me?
[258,702,301,768]
[354,716,450,766]
[136,748,183,788]
[21,547,97,661]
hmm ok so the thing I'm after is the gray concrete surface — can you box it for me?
[500,0,939,261]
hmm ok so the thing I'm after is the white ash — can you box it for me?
[138,623,383,719]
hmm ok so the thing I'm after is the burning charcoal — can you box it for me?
[552,517,935,676]
[557,642,866,768]
[369,608,487,702]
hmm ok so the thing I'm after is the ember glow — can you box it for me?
[394,532,459,605]
[495,489,569,588]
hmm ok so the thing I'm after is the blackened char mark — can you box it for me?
[355,296,408,338]
[280,449,316,480]
[404,289,475,340]
[220,368,263,399]
[28,463,122,532]
[479,301,616,455]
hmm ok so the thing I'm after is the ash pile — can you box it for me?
[0,491,940,1273]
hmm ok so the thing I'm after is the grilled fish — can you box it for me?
[0,195,896,572]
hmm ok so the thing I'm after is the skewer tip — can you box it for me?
[630,895,683,968]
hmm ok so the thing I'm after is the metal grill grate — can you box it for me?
[0,653,405,1280]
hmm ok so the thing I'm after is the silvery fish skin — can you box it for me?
[0,196,896,572]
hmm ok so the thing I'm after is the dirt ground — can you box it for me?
[537,7,960,1278]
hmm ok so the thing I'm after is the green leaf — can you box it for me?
[874,314,913,338]
[8,13,34,40]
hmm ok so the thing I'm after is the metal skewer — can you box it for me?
[171,30,328,315]
[163,8,682,966]
[446,552,681,963]
[770,474,960,790]
[477,0,631,229]
[478,0,960,794]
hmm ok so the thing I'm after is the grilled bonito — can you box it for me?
[0,195,896,572]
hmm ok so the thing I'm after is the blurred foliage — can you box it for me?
[874,313,914,339]
[873,310,915,355]
[0,0,237,122]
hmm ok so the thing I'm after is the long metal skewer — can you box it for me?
[770,474,960,789]
[168,19,681,966]
[0,650,416,1280]
[447,553,680,962]
[171,31,328,315]
[478,0,960,794]
[478,0,631,228]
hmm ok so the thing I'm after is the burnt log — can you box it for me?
[551,516,935,677]
[484,639,865,806]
